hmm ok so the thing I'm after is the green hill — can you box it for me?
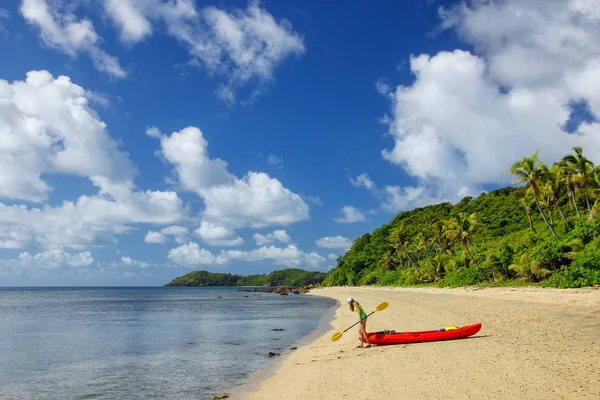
[323,147,600,289]
[165,268,327,287]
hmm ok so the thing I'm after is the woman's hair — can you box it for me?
[349,301,355,312]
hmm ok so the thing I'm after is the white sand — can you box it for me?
[232,286,600,400]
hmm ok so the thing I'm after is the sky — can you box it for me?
[1,0,599,286]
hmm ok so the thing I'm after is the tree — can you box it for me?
[546,164,569,229]
[555,159,581,219]
[519,190,537,233]
[508,151,557,236]
[443,212,489,280]
[562,146,595,213]
[589,166,600,222]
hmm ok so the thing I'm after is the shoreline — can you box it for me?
[232,285,600,400]
[228,293,339,400]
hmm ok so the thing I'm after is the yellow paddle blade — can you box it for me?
[375,302,389,312]
[331,331,343,342]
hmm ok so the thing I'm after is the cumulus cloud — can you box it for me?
[160,225,189,243]
[145,231,166,244]
[252,229,291,245]
[18,247,93,269]
[20,0,125,78]
[379,0,600,212]
[167,242,326,269]
[194,221,244,246]
[226,245,325,268]
[121,256,149,268]
[103,0,305,103]
[334,206,366,223]
[0,70,136,202]
[315,236,352,250]
[168,242,229,266]
[159,126,309,229]
[0,70,186,249]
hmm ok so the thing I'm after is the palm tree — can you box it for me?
[378,251,396,272]
[555,160,581,219]
[388,226,423,279]
[444,212,489,280]
[588,166,600,222]
[519,191,537,233]
[562,146,595,213]
[427,254,449,281]
[546,164,570,228]
[508,151,557,236]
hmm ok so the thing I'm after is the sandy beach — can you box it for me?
[232,286,600,400]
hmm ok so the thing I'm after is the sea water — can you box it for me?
[0,287,336,400]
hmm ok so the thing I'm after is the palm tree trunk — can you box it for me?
[405,253,424,280]
[534,197,557,237]
[571,190,581,219]
[526,213,536,233]
[585,193,591,213]
[464,242,489,280]
[547,197,554,225]
[556,201,569,229]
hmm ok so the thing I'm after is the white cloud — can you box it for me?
[315,236,352,250]
[145,231,166,244]
[84,90,110,108]
[303,195,323,207]
[20,0,125,78]
[0,70,135,202]
[194,221,244,247]
[168,242,228,266]
[104,0,153,43]
[252,229,291,245]
[334,206,366,223]
[378,0,600,213]
[159,225,189,244]
[267,154,283,166]
[103,0,304,103]
[375,79,391,96]
[327,253,338,260]
[0,70,187,249]
[350,173,376,190]
[225,244,325,268]
[18,247,93,269]
[160,126,309,229]
[168,242,326,269]
[145,126,162,138]
[121,256,149,268]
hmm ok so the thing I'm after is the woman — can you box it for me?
[347,296,371,348]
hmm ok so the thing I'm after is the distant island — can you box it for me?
[165,268,327,287]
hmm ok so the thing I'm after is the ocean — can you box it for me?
[0,287,337,400]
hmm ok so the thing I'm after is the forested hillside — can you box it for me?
[324,147,600,289]
[166,268,327,287]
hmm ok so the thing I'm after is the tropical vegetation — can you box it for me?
[323,146,600,289]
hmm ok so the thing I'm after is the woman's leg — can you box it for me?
[360,321,371,347]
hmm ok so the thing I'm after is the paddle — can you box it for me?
[330,302,389,342]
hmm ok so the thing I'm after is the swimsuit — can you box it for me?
[355,304,368,321]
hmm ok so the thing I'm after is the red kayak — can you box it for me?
[361,323,482,345]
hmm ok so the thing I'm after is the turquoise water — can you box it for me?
[0,287,336,400]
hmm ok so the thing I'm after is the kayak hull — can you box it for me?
[362,322,482,345]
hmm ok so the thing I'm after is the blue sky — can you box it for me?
[1,0,599,286]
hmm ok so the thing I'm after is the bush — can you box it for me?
[544,265,600,288]
[437,267,485,288]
